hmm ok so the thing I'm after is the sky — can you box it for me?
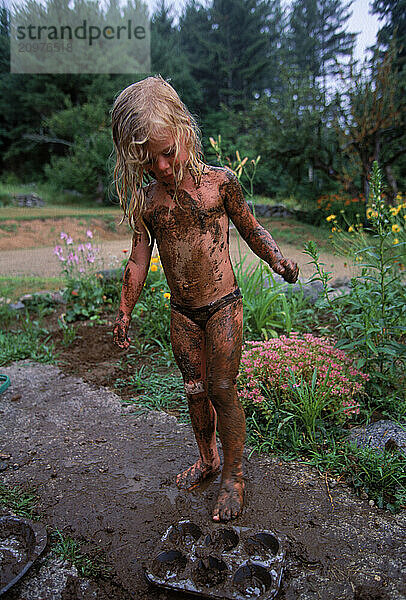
[144,0,382,62]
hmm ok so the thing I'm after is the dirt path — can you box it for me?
[1,361,405,600]
[0,229,357,282]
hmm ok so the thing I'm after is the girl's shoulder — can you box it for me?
[203,164,237,185]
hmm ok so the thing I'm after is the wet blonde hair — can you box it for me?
[111,75,204,233]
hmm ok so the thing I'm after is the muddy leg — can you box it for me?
[170,308,220,489]
[206,298,245,521]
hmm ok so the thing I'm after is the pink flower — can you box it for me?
[60,232,67,240]
[77,244,85,252]
[85,242,92,250]
[86,230,93,238]
[66,236,73,245]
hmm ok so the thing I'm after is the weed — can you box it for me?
[0,275,64,303]
[0,222,17,233]
[304,162,406,410]
[58,316,77,346]
[235,258,292,339]
[0,313,56,366]
[50,530,112,578]
[0,483,38,519]
[117,362,188,420]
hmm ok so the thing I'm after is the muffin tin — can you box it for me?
[144,520,285,599]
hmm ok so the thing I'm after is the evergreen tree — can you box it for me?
[151,0,203,111]
[288,0,355,88]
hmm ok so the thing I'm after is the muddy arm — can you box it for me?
[222,171,298,283]
[113,223,153,348]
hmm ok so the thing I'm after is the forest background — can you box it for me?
[0,0,405,208]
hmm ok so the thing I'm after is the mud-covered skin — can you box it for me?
[113,161,298,520]
[170,295,245,521]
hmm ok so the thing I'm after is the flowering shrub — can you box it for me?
[54,230,115,322]
[54,230,100,277]
[316,192,366,228]
[238,333,369,419]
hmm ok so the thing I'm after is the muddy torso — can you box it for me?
[143,165,237,307]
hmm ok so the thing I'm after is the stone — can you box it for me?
[347,420,406,456]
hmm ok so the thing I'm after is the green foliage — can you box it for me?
[44,102,112,198]
[133,258,171,352]
[239,333,368,420]
[307,442,406,513]
[315,191,366,228]
[0,313,55,366]
[58,316,77,347]
[55,231,120,322]
[50,530,111,578]
[304,162,406,404]
[117,363,187,420]
[234,258,292,339]
[0,483,38,519]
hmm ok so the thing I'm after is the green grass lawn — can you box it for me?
[260,217,334,250]
[0,206,121,221]
[0,276,65,302]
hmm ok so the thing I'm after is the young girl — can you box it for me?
[111,75,299,522]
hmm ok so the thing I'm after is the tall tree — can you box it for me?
[288,0,355,89]
[151,0,203,112]
[180,0,280,112]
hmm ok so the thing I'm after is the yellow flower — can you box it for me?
[390,207,399,216]
[150,257,159,263]
[164,292,171,299]
[392,224,401,233]
[332,227,337,232]
[326,214,336,222]
[393,238,399,244]
[150,264,158,272]
[348,226,354,233]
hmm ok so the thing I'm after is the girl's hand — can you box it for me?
[113,312,131,349]
[272,258,299,283]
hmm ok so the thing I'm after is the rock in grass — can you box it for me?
[347,420,406,456]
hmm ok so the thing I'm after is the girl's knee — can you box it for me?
[208,377,237,405]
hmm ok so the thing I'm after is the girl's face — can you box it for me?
[146,133,188,184]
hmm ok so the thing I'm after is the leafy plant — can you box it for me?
[238,333,368,418]
[0,314,55,365]
[50,530,111,578]
[54,230,113,322]
[305,162,406,408]
[284,366,344,445]
[133,256,172,351]
[116,358,188,421]
[0,483,38,519]
[234,257,292,339]
[58,315,77,347]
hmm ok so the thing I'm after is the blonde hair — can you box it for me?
[111,75,204,233]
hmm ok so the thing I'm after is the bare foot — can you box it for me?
[176,458,220,490]
[212,478,244,522]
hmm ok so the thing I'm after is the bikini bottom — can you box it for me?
[170,288,242,329]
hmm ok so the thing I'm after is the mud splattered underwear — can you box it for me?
[170,288,242,329]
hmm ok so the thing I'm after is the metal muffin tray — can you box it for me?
[0,515,47,596]
[144,519,285,599]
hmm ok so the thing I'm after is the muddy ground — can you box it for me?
[0,322,405,600]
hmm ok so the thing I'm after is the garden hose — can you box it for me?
[0,375,10,394]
